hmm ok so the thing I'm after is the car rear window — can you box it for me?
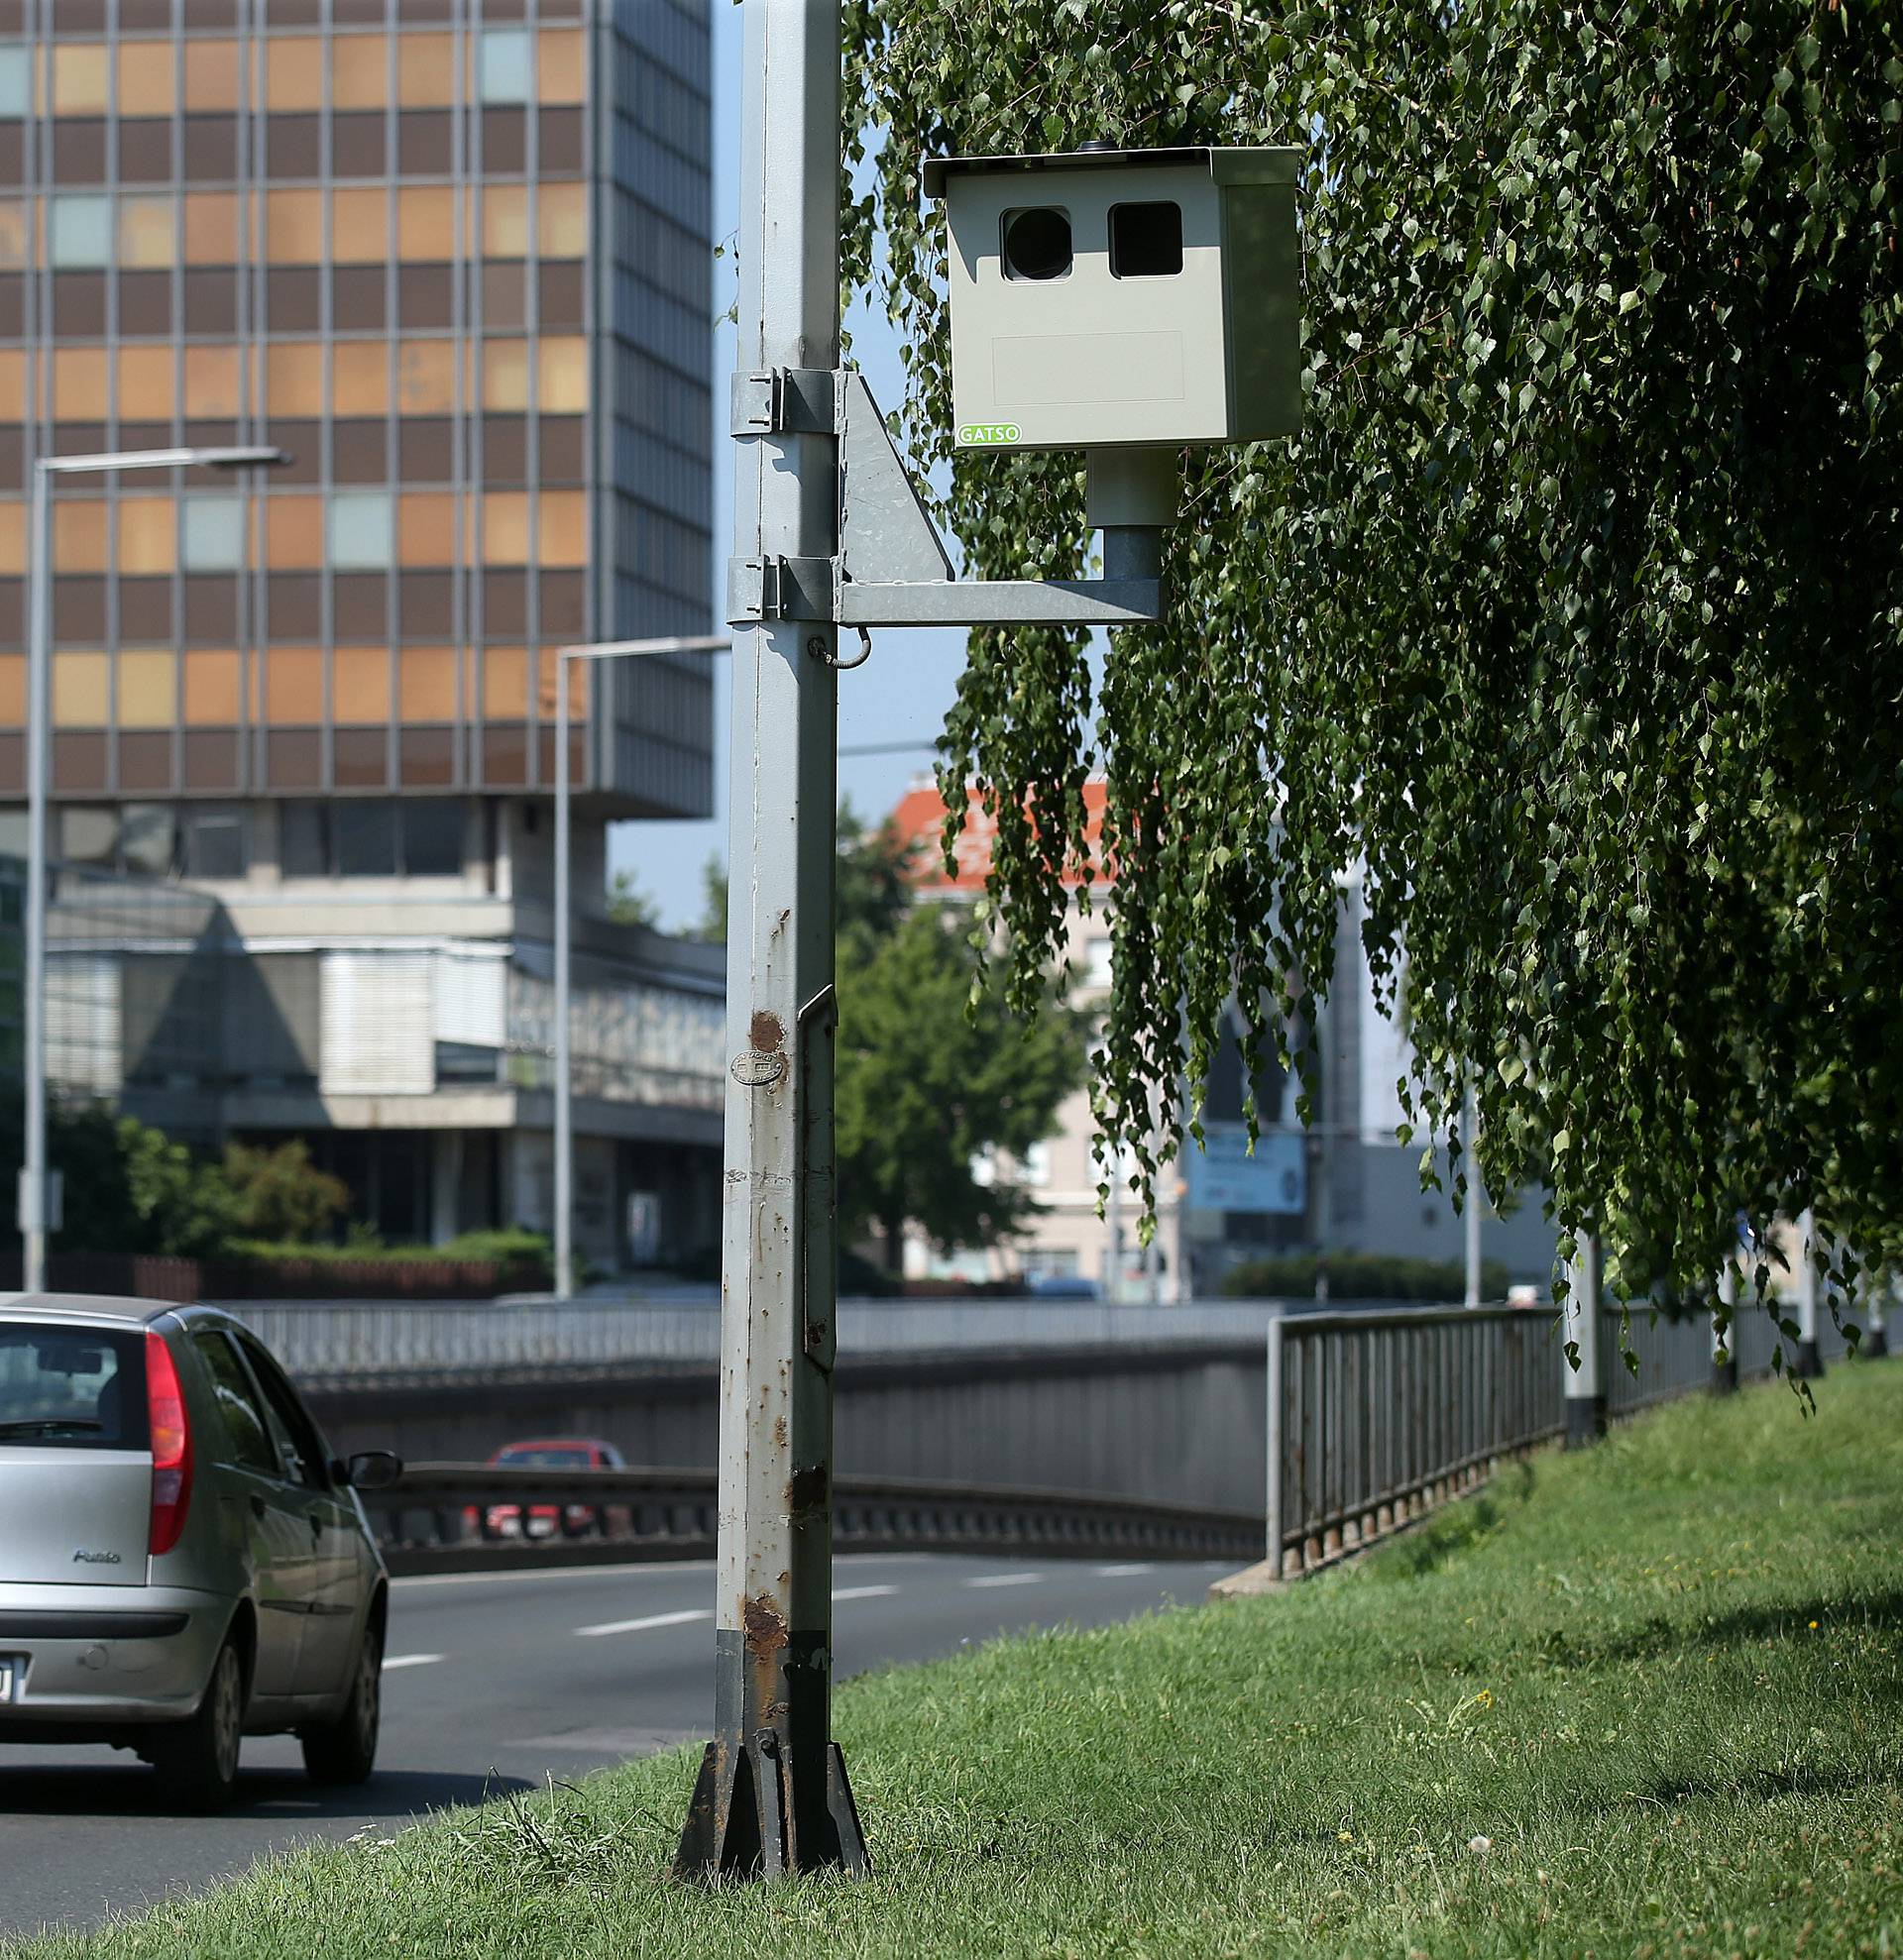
[0,1322,149,1451]
[496,1446,593,1468]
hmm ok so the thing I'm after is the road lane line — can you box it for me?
[831,1584,898,1601]
[964,1574,1042,1589]
[575,1607,713,1638]
[1094,1563,1156,1577]
[382,1653,445,1671]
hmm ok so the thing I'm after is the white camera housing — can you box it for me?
[924,145,1302,453]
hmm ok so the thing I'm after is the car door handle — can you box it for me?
[308,1513,323,1539]
[250,1494,267,1520]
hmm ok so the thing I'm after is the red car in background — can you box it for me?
[472,1437,627,1541]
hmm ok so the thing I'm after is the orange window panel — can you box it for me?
[332,342,389,417]
[537,338,587,414]
[481,339,529,413]
[0,202,27,273]
[183,346,242,420]
[398,491,456,565]
[396,339,456,416]
[52,45,109,116]
[266,495,325,570]
[118,496,175,576]
[118,196,175,271]
[537,489,587,568]
[265,188,325,265]
[183,649,240,726]
[266,37,323,113]
[0,501,23,577]
[397,32,455,108]
[267,648,324,725]
[482,184,528,259]
[331,187,388,265]
[331,34,388,111]
[53,652,109,727]
[0,655,22,726]
[117,41,174,118]
[54,500,108,573]
[538,29,585,105]
[0,349,22,418]
[398,645,456,721]
[184,192,241,267]
[481,645,527,718]
[333,646,389,724]
[267,342,325,418]
[396,185,457,263]
[53,347,109,422]
[182,39,241,113]
[117,650,176,730]
[118,345,174,422]
[537,180,587,259]
[483,491,530,565]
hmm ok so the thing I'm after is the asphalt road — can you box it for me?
[0,1552,1229,1937]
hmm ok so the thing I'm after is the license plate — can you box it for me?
[0,1657,21,1703]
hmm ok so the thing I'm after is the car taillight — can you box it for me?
[146,1330,193,1557]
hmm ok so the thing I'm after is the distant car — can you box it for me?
[0,1294,402,1811]
[1026,1275,1102,1300]
[475,1438,626,1541]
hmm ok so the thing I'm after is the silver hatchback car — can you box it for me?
[0,1293,400,1810]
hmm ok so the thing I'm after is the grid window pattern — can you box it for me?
[0,9,713,815]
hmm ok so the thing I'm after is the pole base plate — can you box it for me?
[673,1729,868,1883]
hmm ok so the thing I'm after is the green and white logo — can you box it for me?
[956,422,1021,446]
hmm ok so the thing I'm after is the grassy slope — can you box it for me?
[14,1368,1903,1960]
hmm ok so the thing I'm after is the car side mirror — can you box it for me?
[340,1450,403,1491]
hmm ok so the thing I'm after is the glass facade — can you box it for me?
[0,0,714,817]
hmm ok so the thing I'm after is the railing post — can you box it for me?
[1562,1227,1607,1447]
[1712,1258,1738,1394]
[1265,1311,1285,1576]
[1793,1208,1824,1379]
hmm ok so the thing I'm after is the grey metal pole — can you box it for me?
[1105,1146,1123,1303]
[675,0,862,1881]
[1265,1311,1285,1574]
[21,461,51,1293]
[553,656,573,1301]
[1793,1207,1823,1378]
[1462,1074,1482,1307]
[1562,1225,1606,1446]
[1712,1257,1738,1393]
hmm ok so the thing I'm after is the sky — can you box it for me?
[606,5,975,932]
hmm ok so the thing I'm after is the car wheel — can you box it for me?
[152,1638,246,1813]
[299,1616,382,1787]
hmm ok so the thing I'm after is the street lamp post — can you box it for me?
[551,634,731,1301]
[22,445,285,1293]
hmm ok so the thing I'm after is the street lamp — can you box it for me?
[22,445,286,1293]
[552,633,731,1299]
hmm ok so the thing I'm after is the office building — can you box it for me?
[0,2,722,1265]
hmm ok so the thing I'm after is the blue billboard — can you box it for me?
[1183,1124,1306,1216]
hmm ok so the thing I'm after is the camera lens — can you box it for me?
[1002,207,1072,282]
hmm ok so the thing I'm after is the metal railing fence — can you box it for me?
[1268,1306,1559,1576]
[1606,1300,1858,1415]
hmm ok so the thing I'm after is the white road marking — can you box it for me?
[393,1559,716,1589]
[965,1573,1042,1589]
[1095,1563,1156,1578]
[575,1607,713,1639]
[382,1653,445,1671]
[831,1584,898,1602]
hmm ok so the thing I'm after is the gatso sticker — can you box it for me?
[956,422,1021,446]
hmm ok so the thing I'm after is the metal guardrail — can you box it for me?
[236,1297,1286,1386]
[365,1463,1264,1572]
[1605,1301,1855,1415]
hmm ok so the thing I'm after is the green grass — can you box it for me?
[14,1367,1903,1959]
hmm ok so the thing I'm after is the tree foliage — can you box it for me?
[223,1139,350,1245]
[842,0,1902,1313]
[836,902,1086,1270]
